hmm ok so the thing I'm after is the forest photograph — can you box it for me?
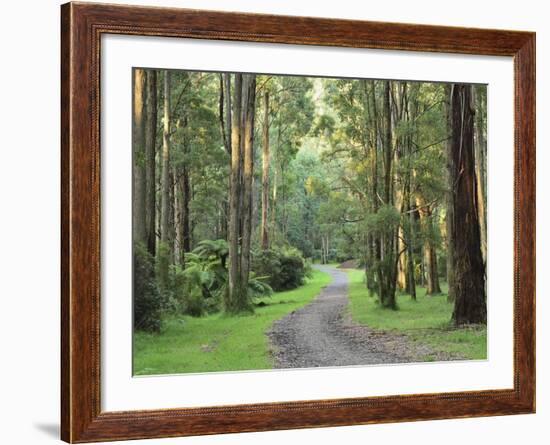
[132,68,487,376]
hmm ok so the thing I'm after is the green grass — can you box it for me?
[346,269,487,361]
[133,268,332,375]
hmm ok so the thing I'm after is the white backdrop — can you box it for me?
[102,36,514,411]
[0,0,546,444]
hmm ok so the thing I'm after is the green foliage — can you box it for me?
[247,275,273,300]
[133,268,331,375]
[173,263,211,316]
[179,239,230,316]
[370,205,401,234]
[167,71,230,246]
[252,247,310,291]
[134,243,164,333]
[192,239,229,262]
[162,240,273,317]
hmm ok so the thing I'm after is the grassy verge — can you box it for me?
[133,268,332,375]
[346,269,487,361]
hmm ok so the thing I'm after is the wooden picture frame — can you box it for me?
[61,2,535,442]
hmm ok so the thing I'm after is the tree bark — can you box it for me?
[474,86,487,266]
[178,114,191,258]
[383,82,393,207]
[450,84,487,325]
[271,139,278,236]
[240,74,257,294]
[377,81,397,309]
[394,84,407,292]
[444,84,456,303]
[221,73,232,241]
[261,91,270,250]
[218,74,229,154]
[223,74,232,155]
[405,184,417,300]
[173,165,181,264]
[160,71,171,247]
[133,69,147,245]
[227,74,243,313]
[144,70,157,256]
[416,196,441,295]
[406,211,417,299]
[397,229,407,290]
[368,81,380,296]
[181,166,191,253]
[168,169,176,263]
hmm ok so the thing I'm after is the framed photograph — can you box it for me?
[61,2,535,442]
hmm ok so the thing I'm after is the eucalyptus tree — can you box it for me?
[133,68,147,246]
[144,70,158,256]
[449,84,486,325]
[226,73,257,313]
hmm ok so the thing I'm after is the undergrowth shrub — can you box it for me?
[253,247,310,291]
[134,242,164,332]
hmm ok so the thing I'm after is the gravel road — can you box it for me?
[268,265,442,369]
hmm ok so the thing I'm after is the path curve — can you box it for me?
[268,265,428,369]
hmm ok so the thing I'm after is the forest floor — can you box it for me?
[346,269,487,361]
[134,266,486,376]
[268,265,451,369]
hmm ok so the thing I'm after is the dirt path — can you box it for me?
[268,265,439,369]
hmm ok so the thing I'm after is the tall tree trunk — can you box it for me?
[173,166,181,264]
[397,232,407,290]
[179,114,191,258]
[450,84,487,325]
[133,69,147,245]
[144,70,157,256]
[416,196,441,295]
[425,238,441,294]
[218,74,230,154]
[392,82,409,294]
[261,91,270,250]
[280,161,287,238]
[221,73,232,241]
[405,184,417,300]
[406,213,417,299]
[220,73,233,241]
[168,169,176,263]
[271,140,278,236]
[404,106,417,300]
[368,81,380,296]
[160,71,171,247]
[227,74,243,313]
[181,166,191,253]
[383,82,392,207]
[377,81,397,309]
[174,165,191,266]
[474,86,487,266]
[444,84,456,303]
[240,75,257,296]
[223,74,232,155]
